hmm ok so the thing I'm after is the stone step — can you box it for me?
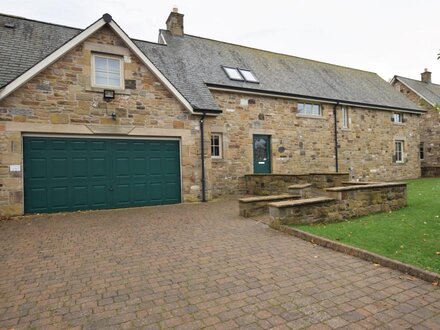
[268,196,335,208]
[239,194,301,218]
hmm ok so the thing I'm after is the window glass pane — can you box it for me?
[312,104,320,115]
[211,135,221,157]
[224,67,243,80]
[107,58,120,72]
[95,57,107,71]
[297,103,304,113]
[239,69,259,82]
[93,55,122,88]
[305,104,312,114]
[95,72,107,85]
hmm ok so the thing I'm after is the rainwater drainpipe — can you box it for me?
[333,102,340,172]
[199,112,207,202]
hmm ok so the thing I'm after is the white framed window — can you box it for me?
[297,102,321,116]
[341,107,349,128]
[419,142,425,160]
[92,54,124,89]
[211,134,223,159]
[394,140,404,163]
[392,112,403,123]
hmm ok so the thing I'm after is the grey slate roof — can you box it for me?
[394,75,440,106]
[0,14,81,88]
[0,13,424,113]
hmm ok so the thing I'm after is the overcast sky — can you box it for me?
[2,0,439,83]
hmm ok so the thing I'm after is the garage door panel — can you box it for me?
[72,158,88,178]
[52,140,68,150]
[29,158,47,178]
[27,187,48,210]
[24,137,181,213]
[72,186,88,207]
[51,158,68,178]
[90,185,109,207]
[50,186,69,209]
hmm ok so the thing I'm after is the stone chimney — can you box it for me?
[166,7,184,36]
[421,68,432,83]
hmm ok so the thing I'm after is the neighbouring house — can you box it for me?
[0,9,425,216]
[391,70,440,177]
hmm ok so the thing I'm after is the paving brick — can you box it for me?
[0,200,439,329]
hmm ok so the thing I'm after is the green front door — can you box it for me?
[24,137,181,213]
[253,135,271,174]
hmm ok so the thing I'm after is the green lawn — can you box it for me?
[294,178,440,274]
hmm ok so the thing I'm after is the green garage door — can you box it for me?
[24,137,181,213]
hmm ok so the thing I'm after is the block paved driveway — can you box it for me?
[0,200,439,329]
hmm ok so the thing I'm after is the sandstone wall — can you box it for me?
[393,80,440,169]
[209,91,421,198]
[0,26,206,216]
[244,173,350,196]
[270,183,407,225]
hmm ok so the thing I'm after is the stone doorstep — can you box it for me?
[287,183,312,189]
[326,182,407,192]
[268,196,335,208]
[278,225,440,285]
[238,194,300,203]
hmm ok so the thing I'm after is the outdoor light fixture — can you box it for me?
[103,89,115,101]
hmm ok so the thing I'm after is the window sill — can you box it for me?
[211,157,225,162]
[86,87,131,95]
[393,122,406,126]
[341,128,350,131]
[296,114,325,120]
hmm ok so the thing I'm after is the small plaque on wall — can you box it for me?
[9,165,21,172]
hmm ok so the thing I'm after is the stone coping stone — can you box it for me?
[239,194,300,203]
[287,183,312,189]
[244,172,349,177]
[326,182,406,192]
[268,196,335,208]
[278,225,440,285]
[341,181,382,185]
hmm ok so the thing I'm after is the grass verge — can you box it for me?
[294,178,440,274]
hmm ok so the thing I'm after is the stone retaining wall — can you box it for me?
[245,173,350,196]
[270,182,407,225]
[421,166,440,178]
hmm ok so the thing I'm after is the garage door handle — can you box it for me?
[109,187,113,191]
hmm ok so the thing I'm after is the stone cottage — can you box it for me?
[0,10,425,216]
[391,70,440,177]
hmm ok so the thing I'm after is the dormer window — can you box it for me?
[222,66,259,83]
[92,54,124,89]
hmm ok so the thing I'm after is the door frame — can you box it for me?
[252,134,272,174]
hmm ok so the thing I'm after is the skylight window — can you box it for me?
[239,69,259,83]
[222,66,259,83]
[223,67,244,81]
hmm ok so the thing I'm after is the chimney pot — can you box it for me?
[166,8,184,36]
[421,69,432,83]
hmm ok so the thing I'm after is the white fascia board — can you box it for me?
[0,18,107,101]
[108,21,194,114]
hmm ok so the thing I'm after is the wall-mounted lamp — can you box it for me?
[103,89,115,101]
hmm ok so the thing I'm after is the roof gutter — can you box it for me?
[207,84,426,114]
